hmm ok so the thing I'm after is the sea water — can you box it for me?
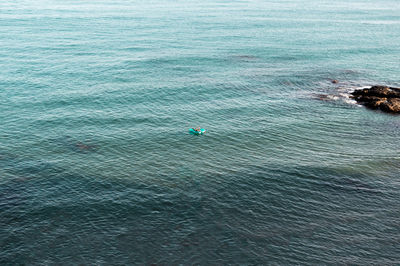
[1,0,400,264]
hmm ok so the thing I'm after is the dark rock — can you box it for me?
[351,85,400,113]
[368,86,391,96]
[358,96,387,109]
[381,98,400,113]
[352,85,400,98]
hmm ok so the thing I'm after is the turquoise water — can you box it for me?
[1,0,400,264]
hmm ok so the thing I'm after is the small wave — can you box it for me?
[312,84,373,106]
[312,92,359,106]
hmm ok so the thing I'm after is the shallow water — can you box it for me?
[1,0,400,264]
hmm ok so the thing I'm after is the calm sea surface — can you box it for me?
[1,0,400,264]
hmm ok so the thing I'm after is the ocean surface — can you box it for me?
[1,0,400,264]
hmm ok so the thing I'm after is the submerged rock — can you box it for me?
[351,85,400,113]
[315,94,331,101]
[75,142,96,152]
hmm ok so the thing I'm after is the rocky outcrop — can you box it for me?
[351,86,400,113]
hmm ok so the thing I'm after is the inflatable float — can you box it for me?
[189,128,206,135]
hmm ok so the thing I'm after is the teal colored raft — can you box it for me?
[189,128,206,135]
